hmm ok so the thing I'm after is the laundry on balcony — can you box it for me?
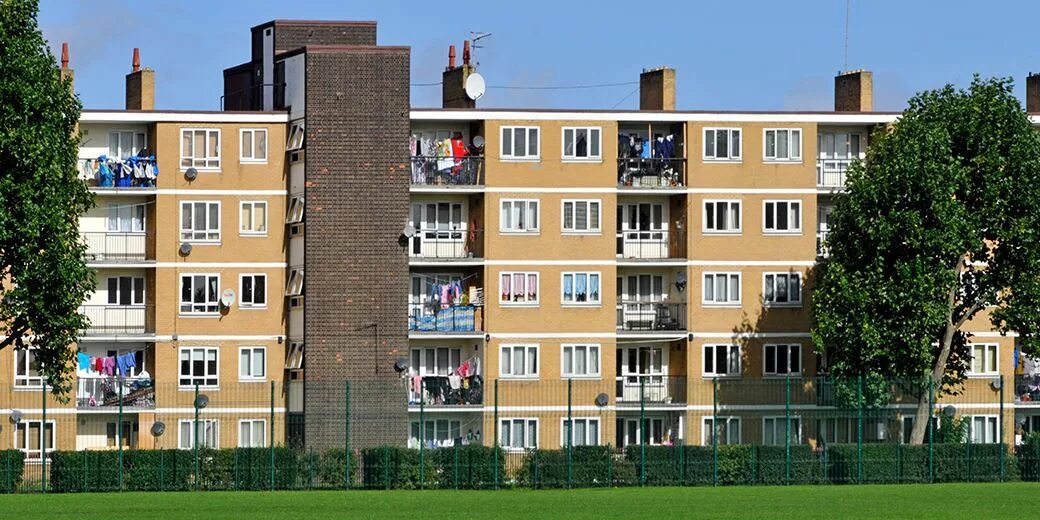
[409,360,484,406]
[617,133,683,187]
[83,152,159,188]
[77,349,147,378]
[409,277,482,332]
[409,305,477,332]
[76,377,155,409]
[409,132,483,186]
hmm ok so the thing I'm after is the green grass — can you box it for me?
[0,483,1037,519]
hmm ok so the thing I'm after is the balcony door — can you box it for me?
[409,202,466,258]
[617,203,666,258]
[409,273,463,317]
[817,133,861,186]
[617,346,667,401]
[617,274,665,330]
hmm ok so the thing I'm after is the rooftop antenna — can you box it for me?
[843,0,851,72]
[469,31,492,67]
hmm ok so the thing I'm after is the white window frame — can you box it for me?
[178,419,219,450]
[500,344,539,379]
[703,344,741,377]
[238,419,267,448]
[499,418,538,451]
[14,420,55,460]
[108,130,147,159]
[764,344,802,376]
[500,126,540,161]
[702,272,741,306]
[179,274,220,315]
[239,346,266,381]
[561,199,601,234]
[703,128,742,161]
[106,275,145,306]
[702,416,741,445]
[286,196,305,224]
[561,126,602,161]
[106,202,146,233]
[561,417,601,446]
[180,128,221,170]
[703,200,742,233]
[286,121,305,152]
[968,343,999,376]
[239,201,268,236]
[763,200,802,234]
[562,271,602,306]
[180,201,221,243]
[239,128,268,163]
[285,342,304,370]
[178,347,219,388]
[763,272,803,307]
[286,268,305,297]
[409,346,463,377]
[411,419,463,447]
[500,199,540,233]
[763,128,802,162]
[965,415,999,444]
[499,271,540,306]
[14,348,46,388]
[762,416,802,445]
[239,273,267,309]
[561,344,601,379]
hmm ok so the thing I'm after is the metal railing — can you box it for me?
[411,156,485,186]
[80,159,158,190]
[79,305,153,335]
[81,232,147,262]
[408,304,482,333]
[615,375,687,404]
[616,302,687,331]
[409,374,485,406]
[817,158,852,188]
[76,378,155,410]
[617,158,686,188]
[616,233,671,259]
[408,229,483,259]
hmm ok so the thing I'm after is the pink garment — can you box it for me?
[456,360,470,378]
[440,285,451,309]
[412,375,422,396]
[103,357,115,376]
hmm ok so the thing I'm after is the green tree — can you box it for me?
[0,0,94,395]
[812,77,1040,444]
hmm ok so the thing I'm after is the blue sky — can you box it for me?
[39,0,1040,112]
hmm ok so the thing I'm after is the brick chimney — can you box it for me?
[126,48,155,110]
[1027,73,1040,113]
[834,69,873,112]
[442,41,476,109]
[59,42,73,89]
[639,67,676,111]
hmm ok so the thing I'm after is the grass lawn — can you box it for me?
[0,482,1035,519]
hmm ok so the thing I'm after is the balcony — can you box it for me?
[409,304,483,333]
[617,158,686,188]
[1016,374,1040,404]
[817,159,851,188]
[615,375,686,404]
[76,377,155,410]
[616,232,672,260]
[81,156,158,190]
[408,374,484,407]
[80,305,153,336]
[410,156,484,187]
[408,229,483,260]
[81,232,147,263]
[616,302,687,332]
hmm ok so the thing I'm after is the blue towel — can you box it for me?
[77,352,90,371]
[117,353,136,377]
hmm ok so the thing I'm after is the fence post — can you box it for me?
[966,414,973,482]
[567,377,573,489]
[194,382,200,491]
[712,377,719,487]
[383,445,389,490]
[928,377,934,484]
[233,447,239,491]
[639,376,646,486]
[453,442,459,490]
[999,374,1005,482]
[41,380,47,494]
[270,381,276,490]
[159,448,164,491]
[344,381,351,490]
[82,446,87,492]
[419,378,425,491]
[856,375,863,484]
[785,376,791,486]
[118,378,124,492]
[493,379,499,490]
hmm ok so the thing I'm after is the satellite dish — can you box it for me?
[943,405,956,417]
[472,135,485,148]
[179,243,192,256]
[393,358,409,373]
[991,378,1002,390]
[464,73,485,101]
[184,167,198,181]
[221,289,236,308]
[195,395,209,409]
[9,410,22,424]
[401,223,416,238]
[151,421,166,437]
[595,393,609,407]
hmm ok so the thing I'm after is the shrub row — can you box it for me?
[0,450,24,493]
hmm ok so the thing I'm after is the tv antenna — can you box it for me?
[843,0,851,72]
[469,31,492,67]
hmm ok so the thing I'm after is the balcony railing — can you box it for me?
[615,375,687,404]
[616,302,687,332]
[80,305,153,335]
[80,157,158,189]
[616,232,671,259]
[76,377,155,409]
[408,374,484,406]
[817,230,830,258]
[410,156,484,187]
[618,158,686,188]
[1016,374,1040,404]
[81,232,147,262]
[409,304,482,333]
[817,159,851,188]
[408,229,483,259]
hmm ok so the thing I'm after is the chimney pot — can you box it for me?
[132,48,140,73]
[462,40,471,66]
[60,42,69,69]
[448,45,456,69]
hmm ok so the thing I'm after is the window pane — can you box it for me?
[514,129,526,158]
[705,130,715,157]
[502,128,512,156]
[528,128,539,156]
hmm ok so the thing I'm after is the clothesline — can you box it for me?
[411,271,481,284]
[76,347,148,378]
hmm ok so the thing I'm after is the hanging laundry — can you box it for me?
[117,352,136,377]
[103,356,115,376]
[77,352,91,371]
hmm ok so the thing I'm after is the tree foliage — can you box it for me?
[812,77,1040,442]
[0,0,94,395]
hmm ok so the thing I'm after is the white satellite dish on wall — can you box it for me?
[465,73,486,101]
[221,289,236,308]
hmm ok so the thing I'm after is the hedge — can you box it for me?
[518,446,636,488]
[0,450,24,493]
[360,445,502,489]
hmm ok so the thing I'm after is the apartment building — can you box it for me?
[2,19,1032,461]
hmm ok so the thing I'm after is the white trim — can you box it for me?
[499,271,540,306]
[238,273,268,309]
[690,260,815,267]
[560,199,602,233]
[500,125,541,161]
[82,112,288,123]
[489,333,617,339]
[702,272,742,306]
[762,128,803,162]
[702,199,742,234]
[238,128,269,164]
[762,415,803,445]
[762,200,803,234]
[762,271,804,307]
[178,418,219,450]
[483,187,824,194]
[560,343,602,379]
[486,260,614,266]
[179,200,221,243]
[177,345,220,388]
[703,127,742,161]
[410,110,900,124]
[691,188,819,194]
[238,200,269,237]
[561,271,602,305]
[967,343,1000,376]
[560,416,602,447]
[691,332,811,339]
[703,343,742,377]
[561,126,603,161]
[499,343,540,379]
[157,189,289,196]
[0,407,285,414]
[763,343,803,376]
[157,262,288,268]
[238,345,267,381]
[237,418,268,448]
[179,128,221,172]
[498,417,539,451]
[499,198,540,234]
[178,273,221,315]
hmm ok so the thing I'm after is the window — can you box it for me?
[106,421,138,449]
[500,344,538,378]
[179,347,218,387]
[703,128,741,161]
[703,344,741,377]
[764,129,802,161]
[966,415,999,444]
[286,196,305,224]
[703,417,741,445]
[238,419,267,448]
[500,272,539,305]
[240,201,268,235]
[108,130,146,159]
[763,201,802,233]
[763,272,802,306]
[969,344,999,375]
[15,420,54,459]
[562,344,600,378]
[178,419,219,449]
[285,342,305,370]
[763,417,802,445]
[239,347,266,380]
[562,200,601,233]
[703,200,741,233]
[286,121,305,152]
[239,129,268,162]
[239,274,267,308]
[411,420,462,447]
[703,272,741,305]
[500,199,539,233]
[764,344,801,376]
[562,272,601,305]
[14,349,45,387]
[562,418,600,446]
[617,418,670,447]
[410,347,463,376]
[500,418,538,450]
[500,126,539,160]
[106,203,145,232]
[562,127,601,160]
[106,276,144,306]
[286,268,305,297]
[180,274,219,314]
[180,129,221,169]
[180,201,221,242]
